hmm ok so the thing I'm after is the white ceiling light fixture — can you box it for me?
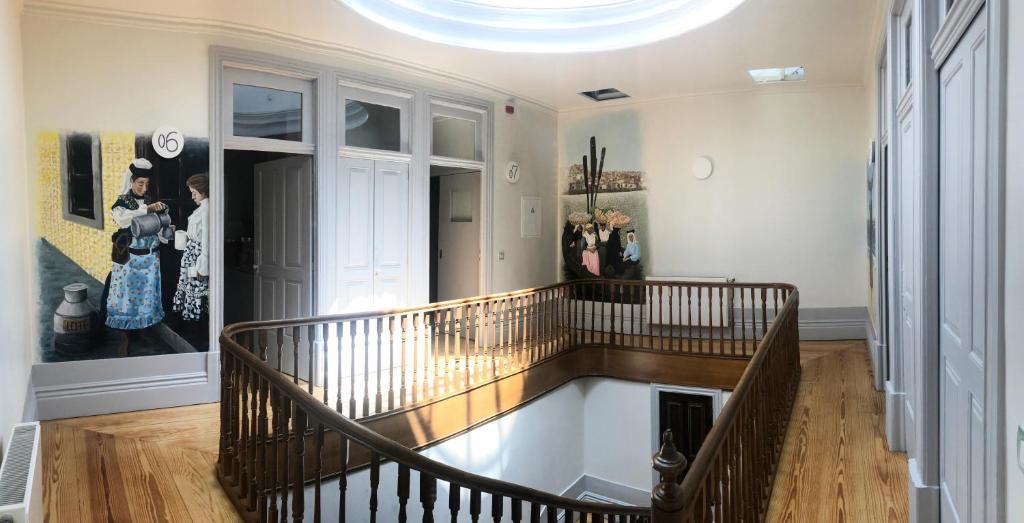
[748,66,805,84]
[337,0,749,53]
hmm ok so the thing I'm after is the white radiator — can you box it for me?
[0,422,42,523]
[645,276,734,328]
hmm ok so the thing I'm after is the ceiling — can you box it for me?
[326,0,884,110]
[35,0,884,111]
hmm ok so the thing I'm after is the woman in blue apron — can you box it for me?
[105,158,169,330]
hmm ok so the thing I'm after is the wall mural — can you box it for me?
[37,131,210,362]
[561,135,649,301]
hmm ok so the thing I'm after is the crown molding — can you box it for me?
[21,0,557,113]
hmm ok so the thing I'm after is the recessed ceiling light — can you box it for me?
[749,66,805,84]
[579,88,630,102]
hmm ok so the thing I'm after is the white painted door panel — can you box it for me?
[338,157,376,312]
[938,10,987,523]
[373,161,410,309]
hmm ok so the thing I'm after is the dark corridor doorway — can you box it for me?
[657,390,715,469]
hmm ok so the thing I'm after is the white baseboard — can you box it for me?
[31,352,218,420]
[885,383,907,452]
[561,474,650,508]
[908,459,941,522]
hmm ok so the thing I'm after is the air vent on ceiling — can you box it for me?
[579,88,630,102]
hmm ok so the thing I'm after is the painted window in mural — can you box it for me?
[233,84,303,141]
[38,131,210,362]
[61,132,103,229]
[345,100,401,151]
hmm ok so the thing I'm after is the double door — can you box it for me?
[337,157,410,311]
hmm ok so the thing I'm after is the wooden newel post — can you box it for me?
[651,429,688,522]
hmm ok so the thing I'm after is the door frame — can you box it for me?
[649,384,723,486]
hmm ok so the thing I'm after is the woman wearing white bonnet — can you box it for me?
[103,158,169,332]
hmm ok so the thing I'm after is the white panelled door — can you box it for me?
[938,9,988,523]
[254,156,314,321]
[337,156,410,311]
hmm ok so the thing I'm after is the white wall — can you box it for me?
[581,379,652,491]
[0,0,34,441]
[1005,0,1024,517]
[558,86,870,309]
[20,11,558,307]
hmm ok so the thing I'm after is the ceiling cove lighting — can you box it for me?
[337,0,749,53]
[748,66,805,84]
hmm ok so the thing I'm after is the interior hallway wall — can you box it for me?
[0,0,35,439]
[557,86,871,310]
[1004,0,1023,517]
[20,12,558,309]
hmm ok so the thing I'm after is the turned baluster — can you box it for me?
[397,464,410,523]
[279,397,290,523]
[375,318,383,414]
[313,422,324,523]
[348,321,357,418]
[338,435,348,523]
[470,489,482,523]
[292,326,301,384]
[307,324,316,395]
[530,503,541,523]
[420,472,437,523]
[511,498,523,523]
[268,386,280,523]
[362,319,371,417]
[291,407,306,523]
[449,483,462,521]
[545,506,557,523]
[388,316,396,410]
[237,359,249,489]
[491,493,503,523]
[257,374,269,520]
[368,452,380,523]
[335,322,344,413]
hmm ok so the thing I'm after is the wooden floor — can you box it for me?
[765,340,909,523]
[42,341,907,522]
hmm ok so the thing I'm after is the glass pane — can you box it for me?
[233,84,303,141]
[345,100,401,151]
[432,115,478,160]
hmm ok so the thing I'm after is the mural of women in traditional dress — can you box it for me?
[37,131,210,362]
[172,174,210,321]
[104,159,169,331]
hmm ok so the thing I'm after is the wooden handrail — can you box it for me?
[217,278,800,522]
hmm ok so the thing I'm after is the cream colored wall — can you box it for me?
[557,86,870,309]
[1005,0,1023,517]
[21,12,559,299]
[0,0,34,436]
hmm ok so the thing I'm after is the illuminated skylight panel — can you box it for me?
[338,0,748,53]
[749,66,805,84]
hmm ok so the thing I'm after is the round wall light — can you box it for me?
[692,156,714,180]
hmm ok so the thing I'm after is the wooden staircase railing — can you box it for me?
[218,279,800,522]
